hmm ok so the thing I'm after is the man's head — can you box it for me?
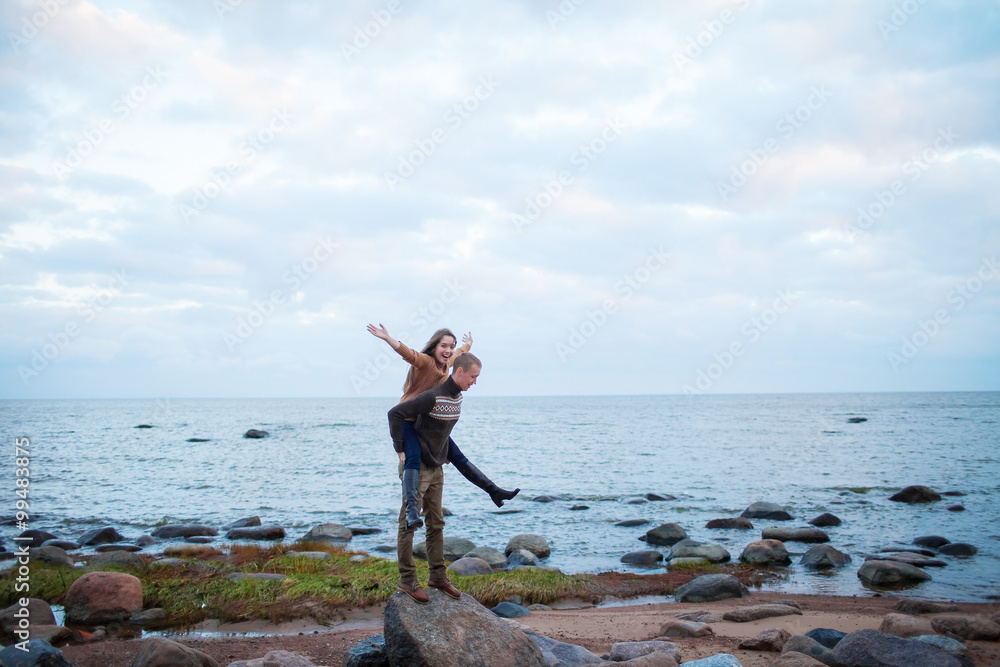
[451,352,481,391]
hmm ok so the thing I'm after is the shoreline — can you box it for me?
[58,590,1000,667]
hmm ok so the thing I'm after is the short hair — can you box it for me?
[452,352,481,372]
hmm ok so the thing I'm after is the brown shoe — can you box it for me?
[428,578,461,599]
[397,581,429,604]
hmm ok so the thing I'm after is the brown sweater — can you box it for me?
[394,340,471,402]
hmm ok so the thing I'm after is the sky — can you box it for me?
[1,0,999,399]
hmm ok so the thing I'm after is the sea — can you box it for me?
[2,391,998,603]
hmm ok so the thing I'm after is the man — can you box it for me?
[388,352,481,604]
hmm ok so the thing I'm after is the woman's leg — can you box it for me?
[447,437,520,508]
[401,422,423,529]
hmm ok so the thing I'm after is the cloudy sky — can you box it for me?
[2,0,998,399]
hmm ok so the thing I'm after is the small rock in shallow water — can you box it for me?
[937,542,977,556]
[800,544,851,569]
[888,485,941,503]
[808,512,841,527]
[741,501,793,521]
[912,535,950,549]
[569,505,589,510]
[624,497,648,504]
[531,495,558,502]
[645,493,676,501]
[762,527,830,543]
[620,550,663,566]
[223,516,261,530]
[674,574,746,603]
[643,523,687,547]
[740,539,790,565]
[227,524,285,540]
[615,519,650,527]
[945,504,965,512]
[348,526,382,535]
[244,429,269,438]
[705,517,753,529]
[857,560,932,587]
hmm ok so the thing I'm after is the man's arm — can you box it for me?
[388,390,437,452]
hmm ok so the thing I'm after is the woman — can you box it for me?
[367,323,519,528]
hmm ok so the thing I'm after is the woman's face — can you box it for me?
[433,336,457,365]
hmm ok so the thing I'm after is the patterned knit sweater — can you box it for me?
[388,376,462,467]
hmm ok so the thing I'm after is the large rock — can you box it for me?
[301,523,352,542]
[383,590,546,666]
[89,550,145,569]
[913,535,950,549]
[261,650,315,666]
[621,550,664,566]
[0,639,73,667]
[937,543,978,556]
[930,614,1000,640]
[129,636,220,666]
[668,541,730,563]
[64,571,143,624]
[29,546,74,568]
[738,627,791,651]
[800,544,851,569]
[441,537,477,561]
[879,612,935,638]
[808,513,841,527]
[782,634,834,664]
[448,557,493,576]
[343,633,387,667]
[722,604,801,622]
[740,502,793,521]
[506,549,539,567]
[771,653,827,667]
[911,635,967,653]
[463,546,507,569]
[673,655,738,667]
[761,527,829,543]
[608,640,680,663]
[78,526,125,545]
[226,525,286,540]
[857,560,931,587]
[17,530,58,548]
[740,539,790,565]
[673,574,745,603]
[491,601,530,618]
[705,518,753,530]
[893,599,958,615]
[674,611,721,623]
[642,523,687,547]
[505,534,550,559]
[804,628,847,648]
[866,552,946,567]
[151,524,217,539]
[889,485,941,503]
[527,632,605,665]
[1,598,57,634]
[658,619,713,638]
[829,628,962,667]
[223,516,261,530]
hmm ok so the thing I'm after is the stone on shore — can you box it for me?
[609,640,680,663]
[800,544,851,569]
[740,502,793,521]
[505,534,550,559]
[1,598,57,634]
[244,429,269,438]
[889,485,941,503]
[448,557,493,576]
[463,545,507,569]
[384,590,546,666]
[226,525,286,540]
[149,558,191,570]
[911,635,967,652]
[913,535,950,549]
[893,599,958,614]
[761,527,829,543]
[669,540,730,563]
[29,545,74,568]
[0,639,73,667]
[621,550,664,566]
[804,628,846,648]
[807,513,841,527]
[740,539,790,565]
[64,571,143,624]
[937,542,978,556]
[526,631,605,665]
[781,635,834,664]
[672,654,737,666]
[673,574,745,603]
[130,636,220,666]
[301,523,352,542]
[658,619,713,638]
[88,550,145,569]
[879,612,935,638]
[738,627,791,651]
[722,604,801,623]
[857,560,932,586]
[771,654,827,667]
[492,601,530,618]
[30,624,73,645]
[507,549,539,567]
[829,628,962,667]
[79,526,125,545]
[930,614,1000,640]
[705,518,753,530]
[674,611,722,623]
[643,523,687,547]
[344,633,387,667]
[257,650,316,666]
[16,529,57,547]
[130,608,168,626]
[442,537,477,561]
[152,524,218,539]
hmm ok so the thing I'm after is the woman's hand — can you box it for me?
[367,323,401,350]
[462,332,473,347]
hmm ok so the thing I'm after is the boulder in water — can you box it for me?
[761,527,830,543]
[505,534,549,558]
[643,523,687,547]
[669,541,730,563]
[645,493,676,501]
[740,501,793,521]
[889,485,941,503]
[857,560,932,587]
[913,535,950,549]
[301,523,352,542]
[615,519,650,527]
[244,429,269,438]
[620,550,664,566]
[79,526,125,545]
[227,524,286,540]
[17,529,57,548]
[384,590,546,666]
[705,517,753,530]
[223,516,261,530]
[740,539,790,565]
[807,512,841,527]
[800,544,851,569]
[937,542,977,556]
[151,524,217,539]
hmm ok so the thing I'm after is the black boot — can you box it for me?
[402,468,423,529]
[451,459,520,508]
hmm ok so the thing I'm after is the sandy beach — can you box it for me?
[59,591,1000,667]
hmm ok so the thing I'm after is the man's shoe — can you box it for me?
[397,581,429,604]
[428,578,461,599]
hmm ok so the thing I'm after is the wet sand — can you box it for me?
[59,591,1000,667]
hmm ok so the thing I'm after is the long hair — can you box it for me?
[402,328,457,395]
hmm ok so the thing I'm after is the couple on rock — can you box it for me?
[367,324,520,603]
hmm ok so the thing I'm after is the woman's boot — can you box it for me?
[402,468,423,529]
[451,459,520,508]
